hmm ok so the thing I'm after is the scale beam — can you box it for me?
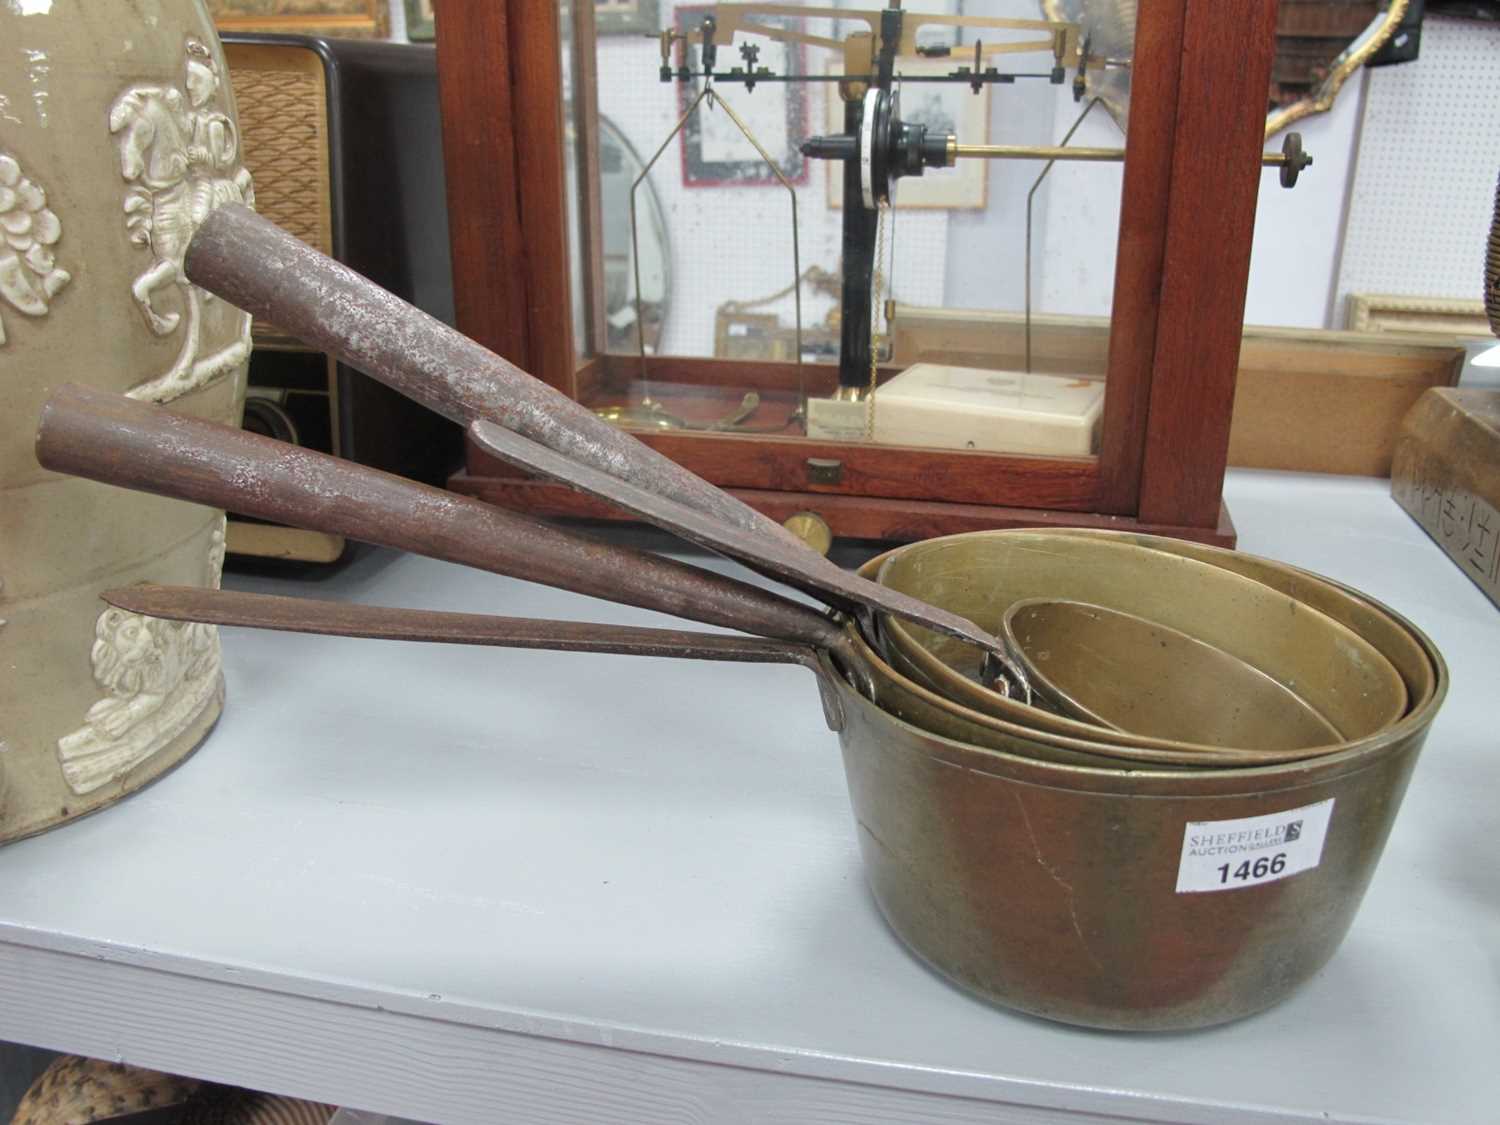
[952,132,1313,186]
[954,143,1305,167]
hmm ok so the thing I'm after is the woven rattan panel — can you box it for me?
[226,43,333,342]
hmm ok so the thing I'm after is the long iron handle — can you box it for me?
[183,206,1026,696]
[35,385,847,657]
[101,585,845,731]
[184,204,808,552]
[469,418,1031,697]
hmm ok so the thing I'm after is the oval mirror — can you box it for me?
[1040,0,1410,137]
[598,114,671,354]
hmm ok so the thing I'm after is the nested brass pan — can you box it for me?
[1001,598,1343,749]
[1041,529,1438,713]
[100,574,1449,1032]
[830,549,1447,1028]
[847,614,1301,769]
[876,532,1408,755]
[825,592,1446,1029]
[32,210,1448,1034]
[849,555,1375,769]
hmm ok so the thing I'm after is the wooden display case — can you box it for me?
[435,0,1283,547]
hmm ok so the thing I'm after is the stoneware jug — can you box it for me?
[1,0,252,842]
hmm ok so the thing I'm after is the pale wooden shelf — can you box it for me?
[0,471,1493,1124]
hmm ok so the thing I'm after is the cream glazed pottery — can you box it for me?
[1,0,252,841]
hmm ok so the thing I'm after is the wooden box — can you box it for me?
[1392,387,1500,609]
[889,307,1465,478]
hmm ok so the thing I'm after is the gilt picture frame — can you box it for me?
[676,7,808,188]
[206,0,388,38]
[1039,0,1413,138]
[404,0,435,41]
[596,0,659,36]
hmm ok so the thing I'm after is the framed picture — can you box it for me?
[824,58,988,210]
[676,6,807,188]
[206,0,388,38]
[714,309,838,362]
[1346,294,1490,338]
[596,0,659,36]
[404,0,434,41]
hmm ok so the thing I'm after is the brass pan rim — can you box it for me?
[873,532,1410,753]
[830,633,1445,796]
[841,538,1446,787]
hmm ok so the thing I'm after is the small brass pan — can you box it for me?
[1001,598,1343,750]
[876,532,1408,754]
[1039,528,1438,716]
[845,558,1344,769]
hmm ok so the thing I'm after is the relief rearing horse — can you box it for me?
[109,38,253,402]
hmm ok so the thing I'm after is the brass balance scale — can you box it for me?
[598,0,1311,450]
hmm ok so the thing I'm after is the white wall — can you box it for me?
[941,78,1086,315]
[1032,89,1124,318]
[940,16,1496,332]
[1244,75,1365,328]
[942,62,1368,329]
[402,5,1494,346]
[593,10,951,358]
[939,15,1495,331]
[1333,17,1500,325]
[385,0,407,40]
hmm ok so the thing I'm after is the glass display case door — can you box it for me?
[435,0,1283,546]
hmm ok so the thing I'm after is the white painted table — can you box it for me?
[1,471,1496,1124]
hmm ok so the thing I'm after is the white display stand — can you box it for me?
[0,471,1494,1125]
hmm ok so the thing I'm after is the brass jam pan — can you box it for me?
[1039,528,1438,714]
[821,602,1447,1031]
[846,548,1434,769]
[825,555,1448,1029]
[100,579,1448,1033]
[875,532,1408,754]
[847,557,1346,769]
[845,619,1277,769]
[1001,598,1344,750]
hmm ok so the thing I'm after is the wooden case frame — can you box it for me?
[436,0,1282,547]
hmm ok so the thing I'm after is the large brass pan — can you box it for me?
[826,587,1446,1030]
[93,571,1446,1032]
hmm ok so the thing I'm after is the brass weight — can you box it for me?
[783,511,834,556]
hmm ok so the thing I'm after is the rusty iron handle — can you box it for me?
[181,207,1026,697]
[34,384,847,657]
[183,204,808,552]
[469,419,1032,699]
[101,585,845,730]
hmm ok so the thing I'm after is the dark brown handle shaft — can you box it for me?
[183,204,806,551]
[100,586,846,732]
[469,417,1031,697]
[103,585,817,663]
[180,206,1026,697]
[35,384,845,655]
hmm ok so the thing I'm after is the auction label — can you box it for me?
[1175,799,1335,893]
